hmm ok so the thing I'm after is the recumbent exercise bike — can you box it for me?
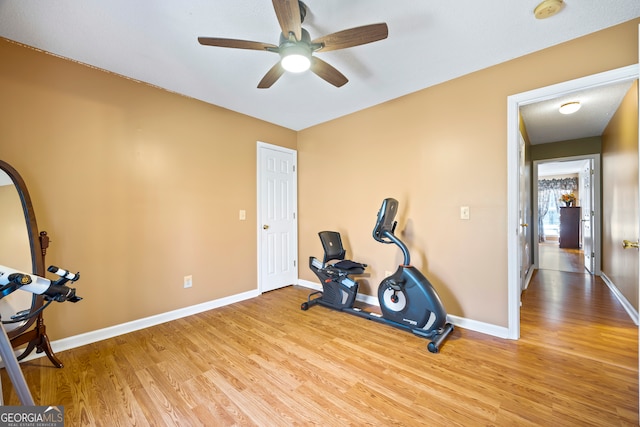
[301,198,454,353]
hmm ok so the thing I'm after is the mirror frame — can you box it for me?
[0,159,45,337]
[0,160,62,369]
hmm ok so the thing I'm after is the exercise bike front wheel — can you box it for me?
[301,302,309,311]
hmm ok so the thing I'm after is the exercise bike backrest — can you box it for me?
[372,198,411,266]
[319,231,347,265]
[318,231,367,274]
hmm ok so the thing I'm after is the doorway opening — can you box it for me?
[532,155,601,275]
[507,64,638,339]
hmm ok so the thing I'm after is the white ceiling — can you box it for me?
[0,1,638,131]
[538,159,587,177]
[520,80,635,145]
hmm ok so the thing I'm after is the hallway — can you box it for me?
[538,241,586,273]
[522,268,636,370]
[524,242,638,421]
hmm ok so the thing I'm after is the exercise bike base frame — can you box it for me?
[302,281,454,354]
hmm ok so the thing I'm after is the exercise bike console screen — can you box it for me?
[373,198,399,242]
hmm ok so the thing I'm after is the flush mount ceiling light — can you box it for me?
[559,101,581,115]
[534,0,564,19]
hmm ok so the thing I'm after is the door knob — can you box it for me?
[520,223,528,227]
[622,240,639,249]
[263,224,269,230]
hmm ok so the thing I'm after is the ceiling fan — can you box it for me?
[198,0,388,88]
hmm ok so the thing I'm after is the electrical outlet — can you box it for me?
[184,275,192,288]
[239,210,246,220]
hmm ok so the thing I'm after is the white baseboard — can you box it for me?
[297,279,509,338]
[446,314,510,338]
[298,279,321,292]
[297,279,379,305]
[20,288,261,362]
[601,272,639,325]
[522,265,535,291]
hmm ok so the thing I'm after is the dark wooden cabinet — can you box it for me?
[559,207,581,248]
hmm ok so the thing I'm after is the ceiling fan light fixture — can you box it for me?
[280,45,311,73]
[199,3,388,88]
[281,53,311,73]
[559,101,581,115]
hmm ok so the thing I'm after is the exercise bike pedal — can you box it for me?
[383,278,404,292]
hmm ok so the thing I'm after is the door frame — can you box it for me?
[256,141,298,293]
[507,64,639,339]
[531,154,601,274]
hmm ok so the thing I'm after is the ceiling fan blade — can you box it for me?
[310,57,348,88]
[198,37,278,51]
[258,62,286,89]
[272,0,302,41]
[312,23,389,52]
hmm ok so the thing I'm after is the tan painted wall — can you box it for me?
[0,39,297,340]
[298,19,640,327]
[602,81,639,310]
[530,136,602,161]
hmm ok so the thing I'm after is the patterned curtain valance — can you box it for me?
[538,177,578,191]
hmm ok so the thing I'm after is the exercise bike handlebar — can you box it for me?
[372,198,411,265]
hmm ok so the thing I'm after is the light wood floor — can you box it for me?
[2,274,637,426]
[538,241,586,273]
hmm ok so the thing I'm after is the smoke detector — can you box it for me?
[534,0,564,19]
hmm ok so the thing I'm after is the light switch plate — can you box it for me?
[460,206,470,220]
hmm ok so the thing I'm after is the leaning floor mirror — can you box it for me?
[0,160,62,367]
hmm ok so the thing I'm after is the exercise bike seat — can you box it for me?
[318,231,367,275]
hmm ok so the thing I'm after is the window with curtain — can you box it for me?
[538,177,578,242]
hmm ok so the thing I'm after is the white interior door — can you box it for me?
[519,133,532,291]
[257,142,297,293]
[580,159,594,272]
